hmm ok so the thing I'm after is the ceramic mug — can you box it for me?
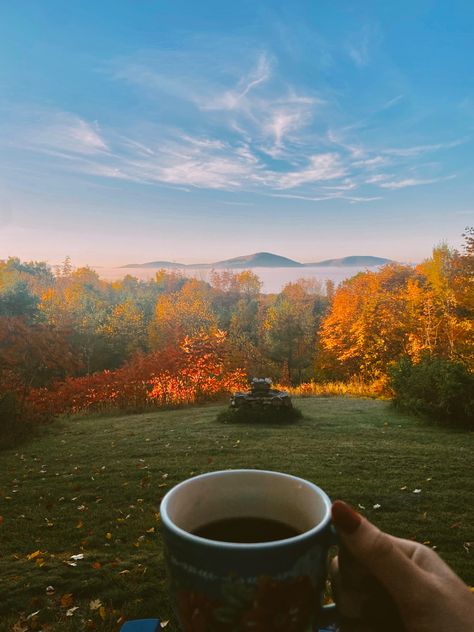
[160,469,338,631]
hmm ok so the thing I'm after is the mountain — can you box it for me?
[212,252,303,268]
[121,253,395,269]
[306,256,394,267]
[121,261,185,269]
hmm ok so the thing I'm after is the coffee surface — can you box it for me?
[192,516,301,543]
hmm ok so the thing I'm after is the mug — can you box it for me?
[160,469,338,631]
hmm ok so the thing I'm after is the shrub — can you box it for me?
[389,355,474,429]
[28,331,247,416]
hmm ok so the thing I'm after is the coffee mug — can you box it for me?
[160,469,338,631]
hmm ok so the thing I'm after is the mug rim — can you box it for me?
[160,468,332,550]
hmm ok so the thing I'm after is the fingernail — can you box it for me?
[332,500,362,534]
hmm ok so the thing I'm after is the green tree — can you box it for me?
[263,282,316,383]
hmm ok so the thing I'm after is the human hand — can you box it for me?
[330,500,474,632]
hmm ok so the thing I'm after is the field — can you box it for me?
[0,397,472,631]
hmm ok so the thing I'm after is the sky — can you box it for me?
[0,0,473,266]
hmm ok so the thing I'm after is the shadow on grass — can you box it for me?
[216,406,303,425]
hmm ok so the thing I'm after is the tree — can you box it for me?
[149,279,218,351]
[0,281,40,322]
[263,282,317,383]
[100,300,147,366]
[319,265,417,379]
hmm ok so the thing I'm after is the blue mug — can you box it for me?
[160,469,338,631]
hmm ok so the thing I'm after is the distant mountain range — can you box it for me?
[122,252,395,269]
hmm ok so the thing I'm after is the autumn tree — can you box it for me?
[263,281,318,383]
[149,278,218,351]
[319,265,417,379]
[100,299,147,366]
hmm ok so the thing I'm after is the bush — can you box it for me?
[389,355,474,429]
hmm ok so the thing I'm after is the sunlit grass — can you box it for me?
[0,397,472,630]
[282,379,385,398]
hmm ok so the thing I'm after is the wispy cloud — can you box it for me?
[272,192,381,204]
[380,175,456,189]
[272,154,346,188]
[2,41,467,203]
[383,138,466,157]
[347,25,375,67]
[24,112,109,155]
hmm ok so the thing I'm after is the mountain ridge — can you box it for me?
[122,252,395,269]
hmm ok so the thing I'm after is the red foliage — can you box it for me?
[28,330,247,416]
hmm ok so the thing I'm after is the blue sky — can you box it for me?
[0,0,473,265]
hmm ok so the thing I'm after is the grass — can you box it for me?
[0,397,472,631]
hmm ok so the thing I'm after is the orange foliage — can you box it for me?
[28,330,247,416]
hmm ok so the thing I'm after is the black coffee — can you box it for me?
[192,516,301,543]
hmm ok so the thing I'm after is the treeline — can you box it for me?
[1,229,473,434]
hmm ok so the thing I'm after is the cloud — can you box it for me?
[272,192,381,204]
[365,173,392,184]
[273,154,346,189]
[200,52,271,111]
[380,175,456,189]
[30,113,109,155]
[347,25,374,67]
[383,139,466,157]
[2,41,467,203]
[353,156,386,168]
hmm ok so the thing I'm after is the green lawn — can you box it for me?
[0,397,472,631]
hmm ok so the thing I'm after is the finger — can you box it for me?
[332,501,426,600]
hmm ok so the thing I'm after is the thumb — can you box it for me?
[332,500,424,600]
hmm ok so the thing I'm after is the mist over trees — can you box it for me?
[0,229,472,428]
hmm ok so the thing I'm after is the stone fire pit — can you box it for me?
[230,378,294,411]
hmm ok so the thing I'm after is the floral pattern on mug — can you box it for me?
[176,575,317,632]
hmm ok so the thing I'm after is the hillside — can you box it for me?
[212,252,303,268]
[121,252,394,269]
[121,261,185,269]
[306,255,394,267]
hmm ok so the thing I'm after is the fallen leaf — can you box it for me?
[76,520,84,529]
[70,553,84,561]
[66,606,79,617]
[60,593,74,608]
[89,599,102,611]
[413,489,422,494]
[373,504,381,510]
[27,550,42,561]
[146,527,155,534]
[46,586,55,595]
[26,610,40,620]
[105,532,112,540]
[91,561,102,570]
[160,621,169,628]
[118,569,130,574]
[35,558,45,568]
[99,606,107,620]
